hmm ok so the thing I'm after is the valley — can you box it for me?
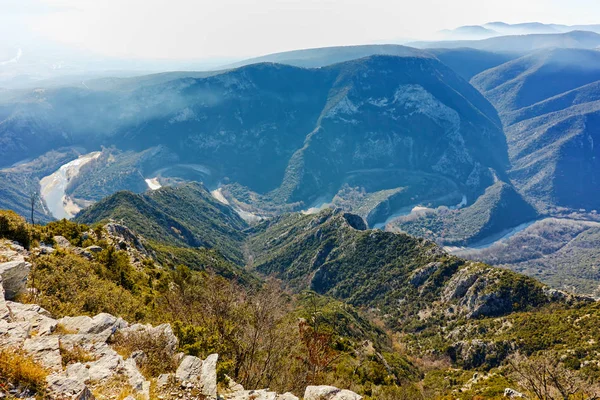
[2,16,600,398]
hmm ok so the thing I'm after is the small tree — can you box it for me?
[507,353,600,400]
[29,190,39,226]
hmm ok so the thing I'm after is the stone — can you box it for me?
[7,302,57,336]
[23,336,62,371]
[0,277,9,320]
[124,357,146,391]
[304,386,362,400]
[157,373,174,388]
[58,313,126,335]
[175,355,203,382]
[278,393,300,400]
[409,262,442,287]
[6,301,53,318]
[0,261,31,300]
[504,388,525,398]
[86,350,123,381]
[59,330,113,352]
[200,353,218,398]
[225,375,245,392]
[66,363,91,383]
[46,374,95,400]
[0,319,30,347]
[85,245,103,253]
[53,236,73,249]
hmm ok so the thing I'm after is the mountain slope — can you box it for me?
[247,208,549,324]
[454,218,600,297]
[428,48,517,80]
[1,55,509,226]
[389,181,538,246]
[75,182,248,263]
[472,49,600,211]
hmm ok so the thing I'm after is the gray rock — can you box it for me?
[46,374,95,399]
[225,375,245,392]
[86,350,123,381]
[85,245,103,254]
[200,353,218,398]
[0,278,9,320]
[504,388,525,398]
[224,389,280,400]
[0,260,31,300]
[120,323,178,355]
[156,373,174,388]
[6,301,52,318]
[23,336,62,371]
[65,362,91,383]
[176,355,203,382]
[53,236,72,249]
[409,262,441,287]
[123,357,146,391]
[7,302,57,336]
[58,313,126,335]
[278,393,300,400]
[0,319,30,347]
[304,386,362,400]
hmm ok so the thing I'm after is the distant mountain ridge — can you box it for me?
[222,44,431,69]
[438,21,600,40]
[411,31,600,53]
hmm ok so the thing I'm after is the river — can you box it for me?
[40,152,101,220]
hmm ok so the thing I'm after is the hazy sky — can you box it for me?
[2,0,600,60]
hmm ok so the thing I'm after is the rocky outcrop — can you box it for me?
[409,262,441,287]
[448,339,515,369]
[0,261,30,300]
[104,223,154,266]
[0,241,31,300]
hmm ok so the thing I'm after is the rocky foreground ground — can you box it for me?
[0,239,362,400]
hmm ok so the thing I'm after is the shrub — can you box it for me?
[0,210,31,247]
[0,348,48,394]
[59,344,96,367]
[110,330,177,378]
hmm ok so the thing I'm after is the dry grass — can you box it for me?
[59,344,97,367]
[0,348,49,394]
[53,323,78,335]
[91,375,143,400]
[110,330,177,378]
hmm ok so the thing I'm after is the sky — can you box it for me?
[1,0,600,61]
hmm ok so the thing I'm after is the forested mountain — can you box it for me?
[472,48,600,211]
